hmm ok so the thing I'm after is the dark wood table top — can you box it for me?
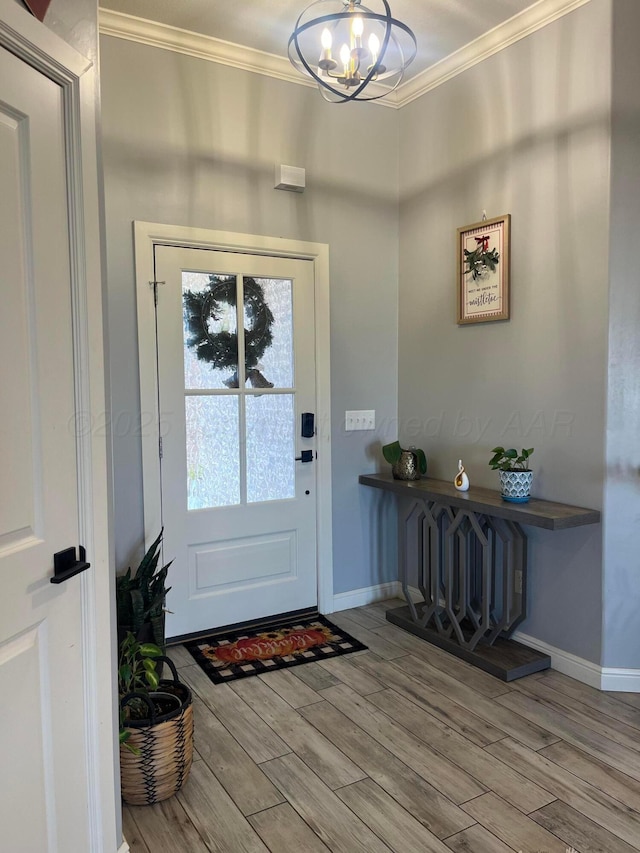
[359,473,601,530]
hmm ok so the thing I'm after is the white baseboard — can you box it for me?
[329,582,401,612]
[329,586,640,692]
[513,630,602,689]
[329,581,424,612]
[514,630,640,692]
[600,668,640,692]
[118,842,130,853]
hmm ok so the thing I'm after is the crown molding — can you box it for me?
[98,8,312,88]
[395,0,592,108]
[99,0,591,111]
[98,8,398,107]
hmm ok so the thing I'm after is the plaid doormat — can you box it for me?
[183,613,367,685]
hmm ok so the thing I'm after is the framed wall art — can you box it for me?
[457,214,510,325]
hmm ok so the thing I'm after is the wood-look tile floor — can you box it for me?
[123,600,640,853]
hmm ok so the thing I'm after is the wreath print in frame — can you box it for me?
[457,214,510,324]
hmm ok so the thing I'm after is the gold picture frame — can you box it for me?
[457,214,510,325]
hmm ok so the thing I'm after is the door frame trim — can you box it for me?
[134,222,334,615]
[0,2,118,850]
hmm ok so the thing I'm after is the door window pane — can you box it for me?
[183,273,239,390]
[244,277,293,390]
[246,394,295,503]
[186,395,240,509]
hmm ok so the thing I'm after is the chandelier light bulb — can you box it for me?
[368,31,380,63]
[351,15,364,52]
[318,25,337,71]
[340,42,351,73]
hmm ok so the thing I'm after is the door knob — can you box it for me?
[295,450,314,463]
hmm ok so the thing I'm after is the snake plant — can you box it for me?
[116,530,173,649]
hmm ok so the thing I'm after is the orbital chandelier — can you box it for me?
[288,0,417,103]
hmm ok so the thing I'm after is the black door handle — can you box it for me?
[295,450,314,463]
[51,545,91,584]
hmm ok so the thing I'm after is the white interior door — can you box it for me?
[154,246,318,637]
[0,42,93,852]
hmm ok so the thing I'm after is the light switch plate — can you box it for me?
[345,410,375,431]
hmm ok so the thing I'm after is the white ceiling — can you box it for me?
[98,0,538,81]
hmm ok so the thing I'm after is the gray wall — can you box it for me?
[44,0,97,60]
[603,0,640,669]
[397,0,611,664]
[101,0,640,669]
[11,0,99,60]
[100,37,399,594]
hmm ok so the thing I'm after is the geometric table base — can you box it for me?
[386,604,550,681]
[359,474,600,683]
[397,497,529,652]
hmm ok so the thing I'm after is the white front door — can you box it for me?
[0,40,93,853]
[154,246,318,638]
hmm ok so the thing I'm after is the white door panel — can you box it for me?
[0,43,90,852]
[154,247,317,637]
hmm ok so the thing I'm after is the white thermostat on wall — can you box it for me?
[275,164,306,193]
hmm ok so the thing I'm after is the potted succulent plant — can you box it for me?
[116,529,172,654]
[489,446,534,503]
[118,631,194,806]
[382,441,427,481]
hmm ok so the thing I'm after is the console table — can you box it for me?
[359,473,600,681]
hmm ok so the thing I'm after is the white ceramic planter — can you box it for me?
[499,470,533,503]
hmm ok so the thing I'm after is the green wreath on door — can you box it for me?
[183,275,275,388]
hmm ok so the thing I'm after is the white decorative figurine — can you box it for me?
[454,459,469,491]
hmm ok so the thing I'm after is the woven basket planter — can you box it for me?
[120,657,194,806]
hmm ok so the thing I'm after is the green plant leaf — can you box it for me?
[135,529,164,579]
[130,588,145,633]
[119,727,141,755]
[145,670,160,690]
[150,613,167,650]
[382,441,402,465]
[489,445,535,471]
[144,593,163,621]
[137,553,161,611]
[138,551,160,591]
[415,448,427,475]
[121,632,137,653]
[118,663,132,683]
[149,564,170,599]
[139,642,163,657]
